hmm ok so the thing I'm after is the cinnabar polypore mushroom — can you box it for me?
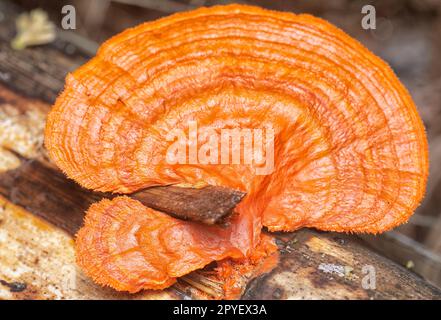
[45,5,428,294]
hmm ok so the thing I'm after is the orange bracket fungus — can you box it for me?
[45,5,428,295]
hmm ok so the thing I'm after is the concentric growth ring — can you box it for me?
[45,5,428,292]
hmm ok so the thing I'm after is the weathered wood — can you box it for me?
[0,160,244,232]
[0,1,88,103]
[0,0,440,300]
[361,232,441,289]
[245,231,441,299]
[132,185,245,225]
[0,87,440,300]
[0,159,102,235]
[0,196,183,300]
[2,175,441,300]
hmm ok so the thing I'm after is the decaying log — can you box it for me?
[245,231,441,299]
[0,195,183,300]
[0,1,88,103]
[1,161,441,299]
[361,232,441,289]
[0,121,440,300]
[0,0,440,300]
[0,160,244,231]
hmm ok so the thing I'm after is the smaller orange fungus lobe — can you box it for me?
[45,4,428,295]
[216,234,279,299]
[76,197,247,292]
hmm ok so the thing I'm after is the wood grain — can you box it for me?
[132,185,246,225]
[0,159,245,231]
[0,94,439,299]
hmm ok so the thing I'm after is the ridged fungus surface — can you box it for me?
[45,5,428,294]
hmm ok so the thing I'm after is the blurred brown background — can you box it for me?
[6,0,441,288]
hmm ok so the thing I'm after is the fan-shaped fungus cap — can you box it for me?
[45,5,428,293]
